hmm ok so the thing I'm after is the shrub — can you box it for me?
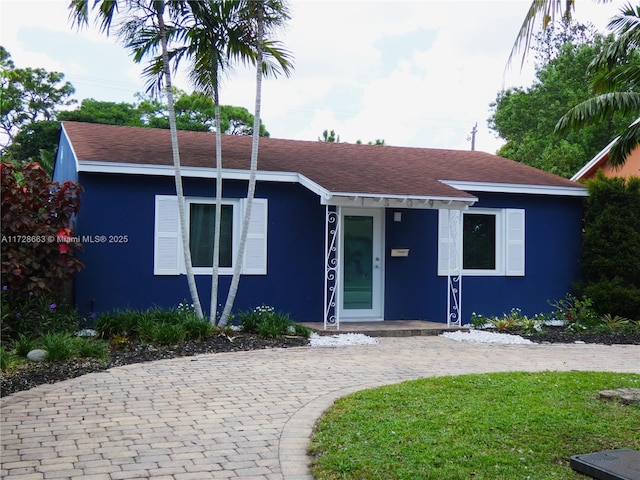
[95,309,140,339]
[151,322,186,346]
[239,305,309,339]
[579,174,640,318]
[1,291,79,342]
[39,332,75,362]
[180,317,212,340]
[550,294,600,331]
[13,334,35,357]
[73,337,109,360]
[596,314,630,333]
[0,346,9,370]
[0,162,83,300]
[581,278,640,321]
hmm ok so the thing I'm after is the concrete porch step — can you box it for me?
[304,320,468,337]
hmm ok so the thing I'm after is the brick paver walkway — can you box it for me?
[2,336,639,479]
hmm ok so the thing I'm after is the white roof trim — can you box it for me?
[78,160,302,182]
[60,123,80,173]
[321,192,476,209]
[570,117,640,181]
[570,137,617,181]
[441,180,588,197]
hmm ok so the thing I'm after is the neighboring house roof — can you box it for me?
[60,121,587,207]
[572,139,640,181]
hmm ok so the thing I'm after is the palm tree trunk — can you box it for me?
[157,4,204,319]
[218,0,265,327]
[209,80,223,324]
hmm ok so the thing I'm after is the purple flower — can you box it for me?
[49,303,57,311]
[2,285,7,291]
[28,291,34,297]
[15,312,21,319]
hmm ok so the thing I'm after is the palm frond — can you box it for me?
[506,0,576,70]
[608,120,640,166]
[591,64,640,93]
[556,92,640,131]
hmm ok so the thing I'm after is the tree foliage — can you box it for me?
[0,162,83,301]
[556,4,640,167]
[489,28,637,178]
[578,173,640,320]
[0,46,75,152]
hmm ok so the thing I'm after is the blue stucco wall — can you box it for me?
[384,193,584,323]
[73,173,325,322]
[73,171,583,325]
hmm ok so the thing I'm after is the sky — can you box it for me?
[0,0,628,154]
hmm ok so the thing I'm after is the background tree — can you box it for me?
[356,138,385,145]
[0,47,75,154]
[3,120,61,173]
[319,129,339,142]
[58,98,144,126]
[136,91,270,135]
[489,27,637,177]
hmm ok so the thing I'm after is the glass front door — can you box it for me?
[341,209,383,320]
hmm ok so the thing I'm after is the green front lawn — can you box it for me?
[309,371,640,480]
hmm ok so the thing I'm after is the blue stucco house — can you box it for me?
[53,121,588,327]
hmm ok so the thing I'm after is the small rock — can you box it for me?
[26,349,48,362]
[75,329,96,337]
[598,388,640,405]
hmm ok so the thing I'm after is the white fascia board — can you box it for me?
[570,117,640,181]
[441,180,589,197]
[570,137,617,181]
[77,161,300,183]
[61,123,81,174]
[321,192,477,210]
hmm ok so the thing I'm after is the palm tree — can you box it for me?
[218,0,291,327]
[69,0,206,319]
[185,0,291,324]
[556,4,640,166]
[133,0,292,324]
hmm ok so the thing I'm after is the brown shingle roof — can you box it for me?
[62,121,584,199]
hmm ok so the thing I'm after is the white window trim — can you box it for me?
[154,195,268,276]
[438,208,525,277]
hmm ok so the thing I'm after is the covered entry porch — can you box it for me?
[321,194,476,331]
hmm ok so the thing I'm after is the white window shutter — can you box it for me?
[505,208,525,276]
[437,209,461,276]
[154,195,181,275]
[241,198,268,275]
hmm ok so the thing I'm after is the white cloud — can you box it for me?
[1,0,631,153]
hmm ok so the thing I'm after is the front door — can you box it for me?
[340,208,384,321]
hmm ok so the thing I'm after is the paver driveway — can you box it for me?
[2,336,639,479]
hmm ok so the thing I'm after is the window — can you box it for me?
[463,213,497,270]
[438,208,524,276]
[189,203,234,268]
[154,196,268,276]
